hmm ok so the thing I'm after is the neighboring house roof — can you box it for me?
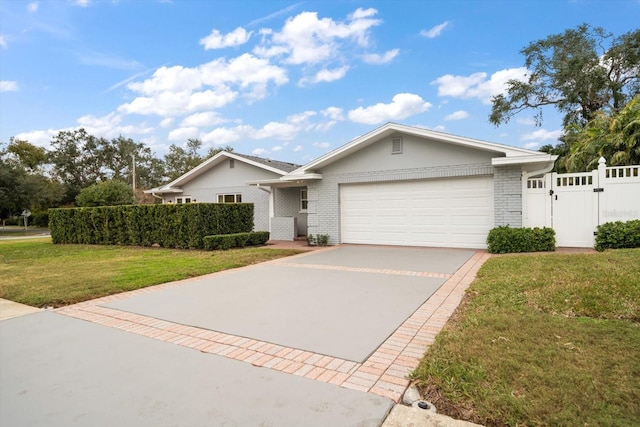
[287,122,555,177]
[145,151,300,194]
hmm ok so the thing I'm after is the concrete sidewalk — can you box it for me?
[0,299,41,320]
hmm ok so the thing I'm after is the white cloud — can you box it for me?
[520,128,563,142]
[252,148,268,156]
[300,66,349,85]
[201,126,247,145]
[361,48,399,65]
[159,118,174,128]
[200,27,252,50]
[287,110,316,124]
[253,121,298,140]
[271,145,283,152]
[76,112,154,137]
[313,142,330,148]
[0,35,6,49]
[168,127,200,141]
[421,21,451,39]
[432,67,528,104]
[254,8,382,66]
[0,81,19,92]
[72,0,90,7]
[199,109,320,145]
[27,2,39,12]
[321,106,344,120]
[180,111,226,127]
[348,93,432,124]
[293,145,303,152]
[314,120,337,132]
[523,142,539,149]
[119,54,288,116]
[13,129,62,148]
[444,110,469,121]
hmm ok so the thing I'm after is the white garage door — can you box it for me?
[340,176,494,248]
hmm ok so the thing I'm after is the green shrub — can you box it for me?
[49,203,254,249]
[487,226,556,254]
[595,220,640,251]
[316,234,329,246]
[203,231,270,251]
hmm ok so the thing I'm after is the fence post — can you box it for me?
[597,157,607,227]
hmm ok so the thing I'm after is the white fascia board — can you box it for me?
[143,187,183,194]
[247,173,323,186]
[492,153,557,166]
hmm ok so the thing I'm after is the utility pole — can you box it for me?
[131,153,136,198]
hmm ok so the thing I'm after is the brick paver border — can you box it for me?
[56,248,490,403]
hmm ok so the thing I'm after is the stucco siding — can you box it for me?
[320,134,500,175]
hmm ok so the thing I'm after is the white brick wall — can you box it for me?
[493,166,522,227]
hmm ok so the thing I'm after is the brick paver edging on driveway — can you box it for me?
[57,249,490,403]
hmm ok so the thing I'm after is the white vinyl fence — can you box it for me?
[524,158,640,247]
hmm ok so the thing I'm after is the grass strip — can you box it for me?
[412,249,640,426]
[0,238,303,307]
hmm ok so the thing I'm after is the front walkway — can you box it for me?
[56,248,490,403]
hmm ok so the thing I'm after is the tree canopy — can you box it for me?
[490,24,640,128]
[0,130,236,218]
[75,180,135,207]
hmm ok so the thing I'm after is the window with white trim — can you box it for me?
[300,189,308,212]
[176,197,192,204]
[217,194,242,203]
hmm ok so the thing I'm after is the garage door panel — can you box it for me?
[341,176,494,249]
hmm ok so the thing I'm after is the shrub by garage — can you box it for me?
[487,226,556,254]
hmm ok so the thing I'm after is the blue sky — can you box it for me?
[1,0,638,164]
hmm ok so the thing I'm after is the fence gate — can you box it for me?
[525,158,640,247]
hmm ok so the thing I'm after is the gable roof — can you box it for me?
[287,122,555,176]
[146,151,300,194]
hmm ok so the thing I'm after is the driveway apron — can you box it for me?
[1,245,488,426]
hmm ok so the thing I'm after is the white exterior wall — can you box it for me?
[305,134,507,245]
[162,159,282,232]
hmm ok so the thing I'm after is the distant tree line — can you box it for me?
[0,130,233,220]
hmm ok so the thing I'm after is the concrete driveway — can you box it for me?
[1,245,489,426]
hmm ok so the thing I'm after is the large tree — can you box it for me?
[490,24,640,128]
[0,142,64,218]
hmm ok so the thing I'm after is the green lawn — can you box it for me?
[0,238,303,307]
[412,249,640,427]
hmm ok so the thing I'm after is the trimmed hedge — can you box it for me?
[595,220,640,251]
[203,231,270,250]
[49,203,254,249]
[487,225,556,254]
